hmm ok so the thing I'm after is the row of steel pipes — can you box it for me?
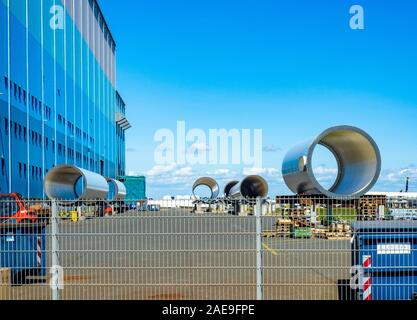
[42,125,381,201]
[192,125,381,200]
[44,165,126,201]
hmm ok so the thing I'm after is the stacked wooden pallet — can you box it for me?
[275,219,292,237]
[358,198,379,220]
[329,223,351,233]
[325,231,352,240]
[288,208,311,227]
[264,205,353,240]
[261,218,292,238]
[311,227,328,239]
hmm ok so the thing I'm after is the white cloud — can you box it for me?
[174,166,193,177]
[242,167,280,178]
[127,170,143,177]
[146,163,178,177]
[139,164,195,188]
[313,166,338,175]
[379,167,417,183]
[206,168,232,176]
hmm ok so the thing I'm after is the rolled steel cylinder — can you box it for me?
[229,175,269,199]
[192,177,220,199]
[44,165,109,200]
[282,125,381,199]
[106,178,127,201]
[224,180,239,197]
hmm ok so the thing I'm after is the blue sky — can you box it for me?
[99,0,417,197]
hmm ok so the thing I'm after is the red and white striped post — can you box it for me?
[362,255,372,300]
[36,236,42,267]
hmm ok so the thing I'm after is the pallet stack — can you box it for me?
[275,219,292,237]
[288,208,310,227]
[262,218,292,238]
[311,227,327,239]
[357,197,383,220]
[325,223,352,240]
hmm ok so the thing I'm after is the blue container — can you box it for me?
[0,224,47,284]
[117,176,146,202]
[351,221,417,300]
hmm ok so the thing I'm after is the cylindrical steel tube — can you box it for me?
[44,165,109,200]
[229,175,269,199]
[224,180,239,197]
[282,125,381,199]
[192,177,220,199]
[106,178,127,201]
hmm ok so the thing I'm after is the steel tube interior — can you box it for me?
[282,126,381,198]
[192,177,220,199]
[229,175,269,198]
[224,181,239,197]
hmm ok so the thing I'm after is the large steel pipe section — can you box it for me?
[192,177,220,199]
[106,178,127,201]
[44,165,109,200]
[282,125,381,199]
[224,180,239,197]
[229,175,269,199]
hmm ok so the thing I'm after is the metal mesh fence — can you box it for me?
[1,195,417,300]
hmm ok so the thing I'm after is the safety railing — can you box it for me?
[1,195,416,300]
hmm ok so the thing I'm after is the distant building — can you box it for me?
[0,0,130,197]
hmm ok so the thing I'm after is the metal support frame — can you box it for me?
[51,200,61,300]
[255,196,263,300]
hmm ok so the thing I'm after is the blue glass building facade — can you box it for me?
[0,0,129,198]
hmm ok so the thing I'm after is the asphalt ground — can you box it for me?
[6,208,352,300]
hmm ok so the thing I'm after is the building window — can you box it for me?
[4,118,8,134]
[19,162,22,178]
[1,158,5,176]
[23,163,27,178]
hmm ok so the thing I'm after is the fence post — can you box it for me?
[255,197,263,300]
[51,200,61,300]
